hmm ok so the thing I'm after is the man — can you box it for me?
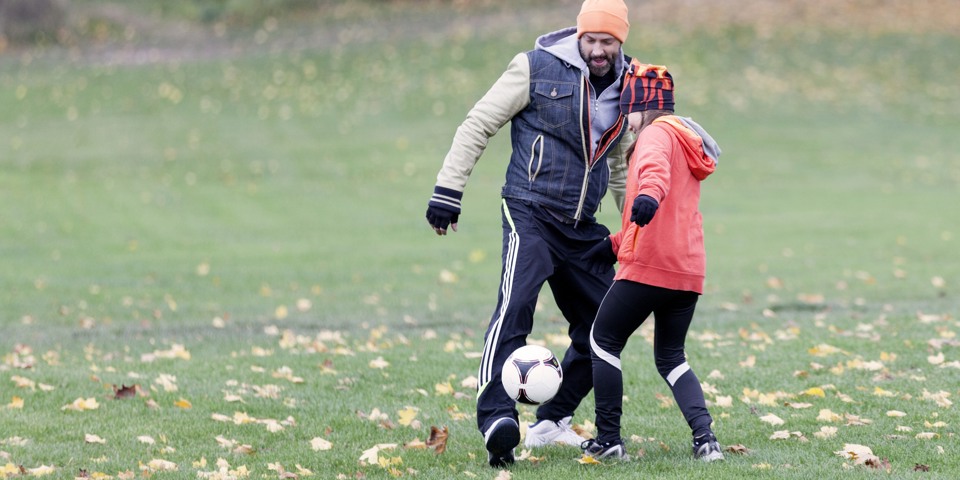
[424,0,636,468]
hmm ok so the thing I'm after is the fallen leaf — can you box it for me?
[577,454,601,465]
[174,398,192,409]
[113,384,138,400]
[369,357,389,369]
[813,426,838,439]
[26,465,56,476]
[62,398,99,411]
[759,413,784,426]
[397,407,418,426]
[310,437,332,451]
[817,409,842,422]
[834,443,879,466]
[425,426,449,454]
[84,434,106,444]
[144,459,177,472]
[725,444,750,455]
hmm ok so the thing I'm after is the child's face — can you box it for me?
[627,112,644,134]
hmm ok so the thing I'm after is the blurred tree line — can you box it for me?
[0,0,66,44]
[1,0,487,46]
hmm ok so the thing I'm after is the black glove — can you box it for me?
[426,186,463,235]
[426,204,459,233]
[581,237,617,275]
[630,194,659,227]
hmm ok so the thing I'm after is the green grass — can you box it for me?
[1,1,959,478]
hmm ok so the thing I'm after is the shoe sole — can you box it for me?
[485,418,520,457]
[698,451,724,462]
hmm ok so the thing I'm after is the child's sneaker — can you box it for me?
[580,438,629,460]
[692,432,724,462]
[524,416,586,447]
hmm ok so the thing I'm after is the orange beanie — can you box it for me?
[576,0,630,43]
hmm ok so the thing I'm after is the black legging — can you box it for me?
[590,279,713,444]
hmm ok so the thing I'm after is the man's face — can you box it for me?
[579,32,621,77]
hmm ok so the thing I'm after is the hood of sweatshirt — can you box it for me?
[534,27,626,79]
[655,116,720,181]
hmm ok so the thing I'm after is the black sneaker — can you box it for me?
[484,417,520,468]
[692,432,724,462]
[580,438,629,460]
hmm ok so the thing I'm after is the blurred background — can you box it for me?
[1,0,958,336]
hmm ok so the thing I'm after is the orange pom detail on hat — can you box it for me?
[576,0,630,43]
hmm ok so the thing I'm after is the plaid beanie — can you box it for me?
[620,61,675,114]
[577,0,630,43]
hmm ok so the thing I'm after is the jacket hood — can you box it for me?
[535,27,625,76]
[655,116,720,181]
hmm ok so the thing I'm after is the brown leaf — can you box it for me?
[725,444,750,455]
[914,464,930,472]
[425,426,449,454]
[113,384,138,399]
[76,469,89,478]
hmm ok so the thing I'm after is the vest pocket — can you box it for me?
[533,82,574,128]
[528,134,544,184]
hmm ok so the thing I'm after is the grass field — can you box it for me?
[1,1,959,478]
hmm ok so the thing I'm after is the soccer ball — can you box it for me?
[501,345,563,405]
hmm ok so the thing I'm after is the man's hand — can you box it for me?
[630,194,659,227]
[426,205,459,236]
[581,237,617,275]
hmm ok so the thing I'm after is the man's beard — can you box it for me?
[585,53,614,77]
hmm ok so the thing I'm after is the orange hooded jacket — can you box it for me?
[610,116,718,294]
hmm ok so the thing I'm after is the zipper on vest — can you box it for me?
[574,76,592,225]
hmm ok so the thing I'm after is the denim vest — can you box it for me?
[500,49,628,224]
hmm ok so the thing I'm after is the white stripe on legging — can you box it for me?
[477,200,520,396]
[666,362,691,387]
[589,323,622,371]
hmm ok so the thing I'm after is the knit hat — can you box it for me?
[576,0,630,43]
[620,61,675,113]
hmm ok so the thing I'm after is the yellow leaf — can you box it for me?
[817,409,842,422]
[577,454,601,465]
[802,387,826,398]
[26,465,56,476]
[873,387,895,397]
[808,344,843,357]
[62,397,100,411]
[397,407,418,426]
[886,410,906,417]
[145,459,178,472]
[2,464,20,476]
[7,397,23,409]
[434,382,454,396]
[174,398,192,409]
